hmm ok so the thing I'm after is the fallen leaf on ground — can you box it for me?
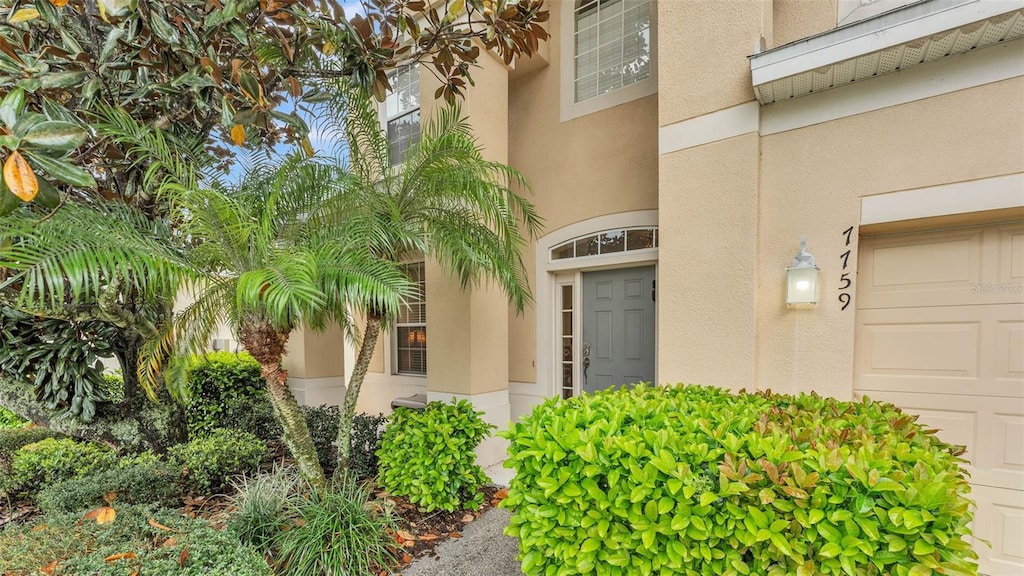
[104,552,137,563]
[461,514,475,523]
[451,532,463,539]
[103,492,117,505]
[162,537,178,547]
[83,506,116,524]
[39,561,57,574]
[178,548,189,567]
[418,533,438,541]
[493,488,509,500]
[148,518,174,531]
[396,530,416,542]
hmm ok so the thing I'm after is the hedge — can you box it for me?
[501,385,977,576]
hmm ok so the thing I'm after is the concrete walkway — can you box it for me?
[395,507,523,576]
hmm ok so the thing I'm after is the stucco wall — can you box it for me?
[657,132,760,389]
[755,77,1024,399]
[658,0,764,126]
[507,0,660,384]
[772,0,836,48]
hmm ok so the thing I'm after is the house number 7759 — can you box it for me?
[839,226,854,311]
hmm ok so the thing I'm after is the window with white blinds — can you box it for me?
[574,0,652,103]
[394,262,426,375]
[385,64,420,165]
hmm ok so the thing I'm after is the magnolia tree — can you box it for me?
[0,0,548,452]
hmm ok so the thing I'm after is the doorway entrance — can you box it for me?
[581,266,656,393]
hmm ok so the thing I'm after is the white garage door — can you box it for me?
[855,221,1024,575]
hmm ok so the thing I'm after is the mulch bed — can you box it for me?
[384,484,508,567]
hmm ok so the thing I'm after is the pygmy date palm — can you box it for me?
[318,86,543,476]
[167,156,414,487]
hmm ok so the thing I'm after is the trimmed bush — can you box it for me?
[2,437,114,497]
[169,428,266,493]
[501,385,977,576]
[37,460,183,514]
[378,400,494,512]
[0,427,60,463]
[184,351,266,438]
[0,504,272,575]
[0,405,26,429]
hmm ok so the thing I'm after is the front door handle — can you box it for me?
[582,343,590,387]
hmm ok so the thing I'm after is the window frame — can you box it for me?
[392,261,427,377]
[560,0,658,123]
[380,63,421,166]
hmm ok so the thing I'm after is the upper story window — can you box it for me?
[385,64,420,165]
[561,0,656,122]
[574,0,652,103]
[393,261,426,376]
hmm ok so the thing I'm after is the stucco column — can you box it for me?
[282,324,347,407]
[656,0,767,390]
[421,48,512,468]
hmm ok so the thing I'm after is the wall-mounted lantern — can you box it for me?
[786,238,819,305]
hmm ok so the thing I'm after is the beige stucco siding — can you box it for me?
[507,0,659,384]
[658,0,764,126]
[754,77,1024,398]
[772,0,837,48]
[657,132,760,389]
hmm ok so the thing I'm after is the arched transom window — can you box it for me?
[550,227,657,261]
[573,0,652,103]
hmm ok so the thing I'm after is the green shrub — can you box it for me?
[101,371,125,404]
[301,404,339,471]
[378,400,494,512]
[184,351,265,438]
[0,427,61,484]
[501,385,978,576]
[0,504,272,575]
[37,460,183,514]
[0,405,26,429]
[2,437,115,497]
[170,428,266,493]
[273,478,397,576]
[350,412,386,480]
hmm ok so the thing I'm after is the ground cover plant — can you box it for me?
[36,459,183,514]
[379,400,494,512]
[502,384,977,576]
[0,504,271,575]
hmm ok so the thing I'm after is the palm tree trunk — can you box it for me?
[334,313,381,479]
[261,361,326,489]
[239,321,326,489]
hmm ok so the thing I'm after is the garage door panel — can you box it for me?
[858,228,984,308]
[859,226,1022,308]
[972,485,1024,576]
[998,224,1024,284]
[856,304,1022,398]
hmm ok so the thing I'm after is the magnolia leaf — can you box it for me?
[39,71,88,90]
[0,88,25,128]
[49,0,70,6]
[8,8,40,23]
[83,506,117,524]
[4,150,38,201]
[103,552,137,563]
[22,121,88,151]
[23,150,96,188]
[230,124,246,146]
[148,518,176,531]
[40,561,58,574]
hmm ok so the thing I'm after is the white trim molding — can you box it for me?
[860,173,1024,225]
[535,210,658,402]
[559,0,658,123]
[751,0,1024,104]
[760,39,1024,135]
[659,102,759,155]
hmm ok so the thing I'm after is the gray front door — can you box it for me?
[581,266,656,393]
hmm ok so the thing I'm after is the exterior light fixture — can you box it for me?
[786,237,819,305]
